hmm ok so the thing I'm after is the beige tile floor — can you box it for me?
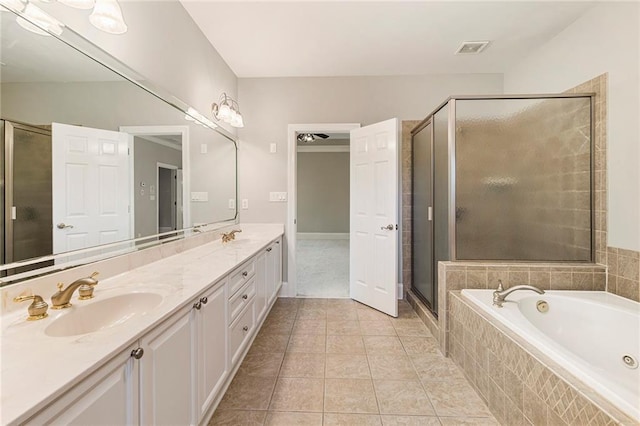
[210,299,498,426]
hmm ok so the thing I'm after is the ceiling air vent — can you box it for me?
[455,41,490,55]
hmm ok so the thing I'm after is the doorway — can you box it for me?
[157,163,179,235]
[296,133,351,297]
[285,123,360,298]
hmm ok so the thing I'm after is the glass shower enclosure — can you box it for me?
[411,94,595,314]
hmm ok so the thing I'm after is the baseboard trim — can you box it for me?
[297,232,349,240]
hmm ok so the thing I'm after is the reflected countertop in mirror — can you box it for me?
[0,7,237,284]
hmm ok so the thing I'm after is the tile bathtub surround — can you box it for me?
[435,262,606,355]
[209,298,498,425]
[0,222,253,315]
[448,291,636,425]
[606,247,640,302]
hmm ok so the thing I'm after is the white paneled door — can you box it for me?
[52,123,131,254]
[350,118,399,317]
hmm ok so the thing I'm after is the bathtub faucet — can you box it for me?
[492,280,545,307]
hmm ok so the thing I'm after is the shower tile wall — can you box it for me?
[401,120,421,297]
[455,96,593,261]
[448,291,635,425]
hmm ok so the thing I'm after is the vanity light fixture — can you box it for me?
[211,93,244,128]
[89,0,127,34]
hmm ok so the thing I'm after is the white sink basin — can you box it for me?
[45,292,163,337]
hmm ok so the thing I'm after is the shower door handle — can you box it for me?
[56,223,74,229]
[428,207,433,221]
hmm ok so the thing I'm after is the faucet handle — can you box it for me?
[57,282,64,291]
[495,279,504,292]
[79,272,100,300]
[13,294,49,321]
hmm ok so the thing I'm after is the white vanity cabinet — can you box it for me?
[21,232,284,426]
[195,280,228,421]
[139,303,196,426]
[25,343,140,425]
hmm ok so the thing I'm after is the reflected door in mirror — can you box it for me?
[52,123,131,254]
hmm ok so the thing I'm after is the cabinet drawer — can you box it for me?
[229,278,256,323]
[229,301,255,365]
[229,259,256,297]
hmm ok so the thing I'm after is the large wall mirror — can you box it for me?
[0,7,238,285]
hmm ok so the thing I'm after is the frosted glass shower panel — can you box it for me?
[454,97,592,261]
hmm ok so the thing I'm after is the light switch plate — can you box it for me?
[269,192,287,202]
[191,192,209,202]
[269,143,277,153]
[228,199,235,209]
[242,199,249,209]
[200,144,208,154]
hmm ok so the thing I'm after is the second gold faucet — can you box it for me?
[51,272,99,309]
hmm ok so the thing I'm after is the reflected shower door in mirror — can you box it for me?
[0,7,237,282]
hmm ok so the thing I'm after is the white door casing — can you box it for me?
[52,123,131,255]
[350,118,399,317]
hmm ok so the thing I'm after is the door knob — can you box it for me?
[56,223,74,229]
[380,224,394,231]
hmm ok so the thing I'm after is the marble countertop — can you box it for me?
[0,223,284,425]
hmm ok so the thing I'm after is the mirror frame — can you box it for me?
[0,5,239,285]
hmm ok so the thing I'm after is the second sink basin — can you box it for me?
[45,292,163,337]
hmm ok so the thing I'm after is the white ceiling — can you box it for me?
[181,1,596,78]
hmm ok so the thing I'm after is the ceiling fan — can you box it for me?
[297,133,330,143]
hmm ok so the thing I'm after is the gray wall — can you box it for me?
[297,152,349,233]
[134,137,182,238]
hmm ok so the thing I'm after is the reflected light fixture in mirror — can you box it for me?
[212,93,244,128]
[15,3,64,36]
[59,0,95,10]
[1,0,126,36]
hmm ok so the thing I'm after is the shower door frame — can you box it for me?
[431,93,596,263]
[2,120,53,266]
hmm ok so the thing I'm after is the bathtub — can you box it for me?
[461,289,640,422]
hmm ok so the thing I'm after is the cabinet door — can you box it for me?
[266,239,282,304]
[140,305,196,426]
[254,251,267,322]
[198,282,228,421]
[27,344,139,425]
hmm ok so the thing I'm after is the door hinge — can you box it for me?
[395,224,398,230]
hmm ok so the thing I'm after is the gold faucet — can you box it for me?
[51,272,99,309]
[14,294,49,320]
[221,229,242,243]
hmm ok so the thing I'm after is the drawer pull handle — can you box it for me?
[193,301,202,310]
[131,348,144,359]
[242,271,248,277]
[200,296,208,305]
[242,326,249,332]
[242,294,248,300]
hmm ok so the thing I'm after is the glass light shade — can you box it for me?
[59,0,95,10]
[89,0,127,34]
[218,103,231,121]
[0,0,26,13]
[231,112,244,128]
[228,109,238,124]
[16,3,64,36]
